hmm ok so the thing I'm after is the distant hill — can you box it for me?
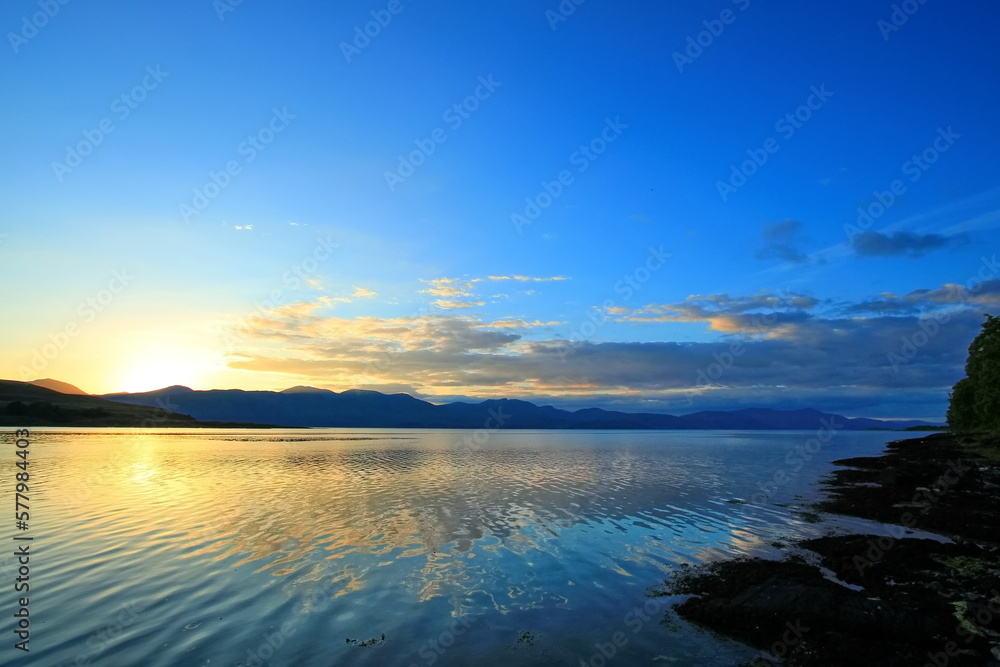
[101,385,943,431]
[280,386,335,394]
[0,381,283,428]
[29,378,88,395]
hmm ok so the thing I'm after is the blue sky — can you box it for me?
[1,0,998,420]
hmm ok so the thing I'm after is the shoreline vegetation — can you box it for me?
[658,431,1000,666]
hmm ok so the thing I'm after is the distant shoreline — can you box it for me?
[0,422,944,432]
[0,420,297,429]
[3,380,946,431]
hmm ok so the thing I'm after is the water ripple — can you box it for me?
[6,428,904,666]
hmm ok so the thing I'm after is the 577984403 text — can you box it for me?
[12,428,32,654]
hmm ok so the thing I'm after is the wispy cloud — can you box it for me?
[851,230,967,257]
[433,299,485,310]
[607,291,819,332]
[474,319,563,328]
[420,278,477,298]
[421,274,568,310]
[844,280,1000,314]
[486,275,570,282]
[756,220,809,264]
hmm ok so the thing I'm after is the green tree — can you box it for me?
[946,377,976,430]
[947,313,1000,432]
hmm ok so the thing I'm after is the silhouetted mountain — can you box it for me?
[29,378,88,395]
[0,381,283,428]
[1,380,196,426]
[101,385,941,431]
[280,386,335,394]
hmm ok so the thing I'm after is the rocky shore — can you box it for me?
[659,432,1000,666]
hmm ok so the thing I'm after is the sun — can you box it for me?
[114,345,213,394]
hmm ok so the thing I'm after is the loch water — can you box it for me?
[3,428,908,666]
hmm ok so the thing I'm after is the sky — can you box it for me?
[1,0,998,420]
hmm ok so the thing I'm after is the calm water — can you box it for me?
[1,428,907,666]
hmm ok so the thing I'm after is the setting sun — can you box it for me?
[114,344,215,394]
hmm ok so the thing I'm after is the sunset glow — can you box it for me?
[2,1,998,422]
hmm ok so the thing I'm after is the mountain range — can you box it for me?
[0,380,288,428]
[99,384,942,430]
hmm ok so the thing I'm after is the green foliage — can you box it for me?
[946,378,977,431]
[947,314,1000,432]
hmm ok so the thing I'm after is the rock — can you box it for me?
[667,432,1000,666]
[675,560,956,664]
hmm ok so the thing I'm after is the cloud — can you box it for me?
[700,292,820,312]
[352,287,377,298]
[233,225,254,231]
[843,298,920,316]
[758,244,808,263]
[421,278,475,298]
[229,306,978,419]
[844,280,1000,314]
[226,275,996,420]
[762,219,802,243]
[249,300,325,331]
[851,231,966,257]
[487,275,570,282]
[608,290,819,332]
[920,280,1000,305]
[272,301,326,318]
[433,299,485,310]
[757,220,809,263]
[235,310,522,361]
[474,319,563,329]
[420,275,567,310]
